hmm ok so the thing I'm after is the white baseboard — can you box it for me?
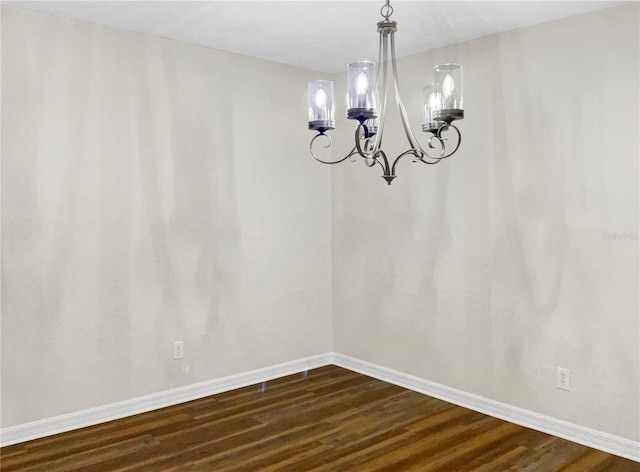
[0,353,332,448]
[332,353,640,463]
[3,352,638,463]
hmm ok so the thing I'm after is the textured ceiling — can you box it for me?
[5,1,631,73]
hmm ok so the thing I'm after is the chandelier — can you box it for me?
[307,0,464,185]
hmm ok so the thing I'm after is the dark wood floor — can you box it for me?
[1,365,638,471]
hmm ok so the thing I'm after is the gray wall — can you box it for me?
[1,7,332,427]
[331,3,639,441]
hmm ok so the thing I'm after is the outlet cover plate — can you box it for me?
[557,367,570,391]
[174,341,184,360]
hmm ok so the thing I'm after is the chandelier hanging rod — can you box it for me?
[307,0,465,185]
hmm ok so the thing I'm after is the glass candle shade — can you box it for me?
[347,61,377,120]
[434,64,463,121]
[422,84,442,132]
[308,80,335,131]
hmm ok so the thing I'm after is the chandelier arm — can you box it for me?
[310,133,359,165]
[355,124,387,172]
[365,150,386,171]
[372,30,390,154]
[373,30,385,152]
[390,124,463,172]
[416,124,462,163]
[362,136,383,169]
[389,33,421,151]
[377,149,393,177]
[354,123,370,158]
[375,30,384,88]
[390,149,424,175]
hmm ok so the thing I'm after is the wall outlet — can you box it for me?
[556,367,570,391]
[173,341,184,360]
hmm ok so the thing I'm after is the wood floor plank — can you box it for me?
[455,427,547,471]
[347,416,508,471]
[406,422,525,471]
[558,448,616,471]
[2,365,638,471]
[10,436,159,472]
[471,445,531,472]
[1,413,193,471]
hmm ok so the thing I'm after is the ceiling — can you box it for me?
[5,1,631,73]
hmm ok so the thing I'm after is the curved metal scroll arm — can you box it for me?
[418,123,462,163]
[309,133,358,165]
[389,123,462,176]
[354,123,387,172]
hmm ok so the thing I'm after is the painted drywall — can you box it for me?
[331,3,639,441]
[1,7,332,427]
